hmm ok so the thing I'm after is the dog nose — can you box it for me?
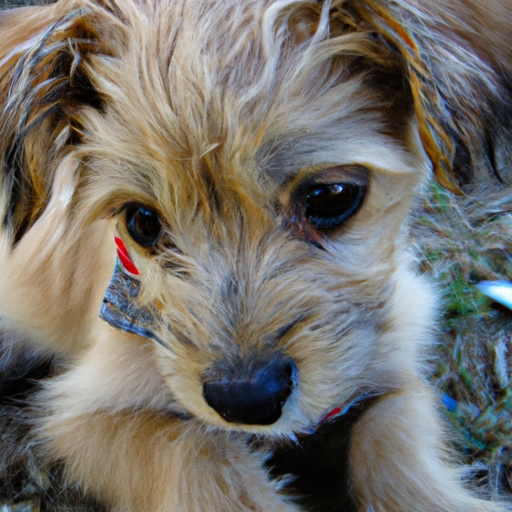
[202,358,297,425]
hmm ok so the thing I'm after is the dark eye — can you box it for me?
[304,183,365,230]
[125,204,162,247]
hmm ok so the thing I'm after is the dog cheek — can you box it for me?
[0,216,116,355]
[370,267,438,387]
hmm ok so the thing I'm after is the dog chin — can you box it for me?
[199,405,312,440]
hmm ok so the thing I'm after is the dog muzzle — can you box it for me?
[99,237,381,432]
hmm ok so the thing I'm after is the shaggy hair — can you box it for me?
[0,0,510,510]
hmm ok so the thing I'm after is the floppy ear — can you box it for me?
[350,0,512,191]
[0,2,106,243]
[407,0,512,189]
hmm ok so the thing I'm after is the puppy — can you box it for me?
[0,0,510,510]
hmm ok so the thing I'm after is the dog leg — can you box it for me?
[349,387,509,512]
[37,330,300,512]
[40,406,301,512]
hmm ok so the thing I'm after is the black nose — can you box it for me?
[202,357,297,425]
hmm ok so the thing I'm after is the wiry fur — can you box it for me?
[0,0,510,510]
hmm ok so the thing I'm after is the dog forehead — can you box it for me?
[91,0,411,186]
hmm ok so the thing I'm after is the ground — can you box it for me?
[411,183,512,498]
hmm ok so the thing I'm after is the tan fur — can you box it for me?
[0,0,510,510]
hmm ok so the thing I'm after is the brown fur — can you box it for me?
[0,0,510,510]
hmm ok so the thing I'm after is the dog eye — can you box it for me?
[125,204,162,247]
[304,183,365,230]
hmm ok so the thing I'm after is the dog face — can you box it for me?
[88,0,433,436]
[0,0,476,438]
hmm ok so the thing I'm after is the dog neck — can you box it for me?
[267,392,382,512]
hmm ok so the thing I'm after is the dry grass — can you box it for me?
[411,183,512,498]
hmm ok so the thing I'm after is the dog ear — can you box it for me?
[381,0,511,190]
[318,0,512,191]
[414,0,512,190]
[0,4,105,243]
[381,0,512,190]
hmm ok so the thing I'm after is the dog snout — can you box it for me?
[202,357,298,425]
